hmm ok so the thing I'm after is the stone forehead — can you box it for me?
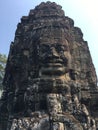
[39,39,69,45]
[37,29,69,45]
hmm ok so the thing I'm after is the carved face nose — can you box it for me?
[49,47,59,58]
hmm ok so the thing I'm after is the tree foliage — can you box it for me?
[0,53,7,90]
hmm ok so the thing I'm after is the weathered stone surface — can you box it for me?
[0,1,98,130]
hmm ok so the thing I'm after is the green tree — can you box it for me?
[0,54,7,97]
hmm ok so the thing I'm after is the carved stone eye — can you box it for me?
[39,44,51,55]
[55,44,67,53]
[62,45,68,51]
[60,46,65,51]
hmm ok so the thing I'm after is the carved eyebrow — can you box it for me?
[40,44,50,47]
[40,43,67,48]
[55,44,67,47]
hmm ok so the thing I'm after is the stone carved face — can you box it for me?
[38,40,71,77]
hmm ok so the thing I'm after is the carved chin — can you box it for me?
[40,66,66,76]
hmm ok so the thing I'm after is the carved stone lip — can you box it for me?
[40,66,66,76]
[45,63,63,67]
[42,59,65,67]
[47,59,64,63]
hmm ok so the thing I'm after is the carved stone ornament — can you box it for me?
[0,1,98,130]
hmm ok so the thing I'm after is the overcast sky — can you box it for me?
[0,0,98,77]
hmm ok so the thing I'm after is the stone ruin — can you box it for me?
[0,1,98,130]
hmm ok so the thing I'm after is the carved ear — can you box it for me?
[69,69,75,80]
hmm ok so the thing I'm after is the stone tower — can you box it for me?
[0,1,98,130]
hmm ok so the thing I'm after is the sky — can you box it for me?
[0,0,98,77]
